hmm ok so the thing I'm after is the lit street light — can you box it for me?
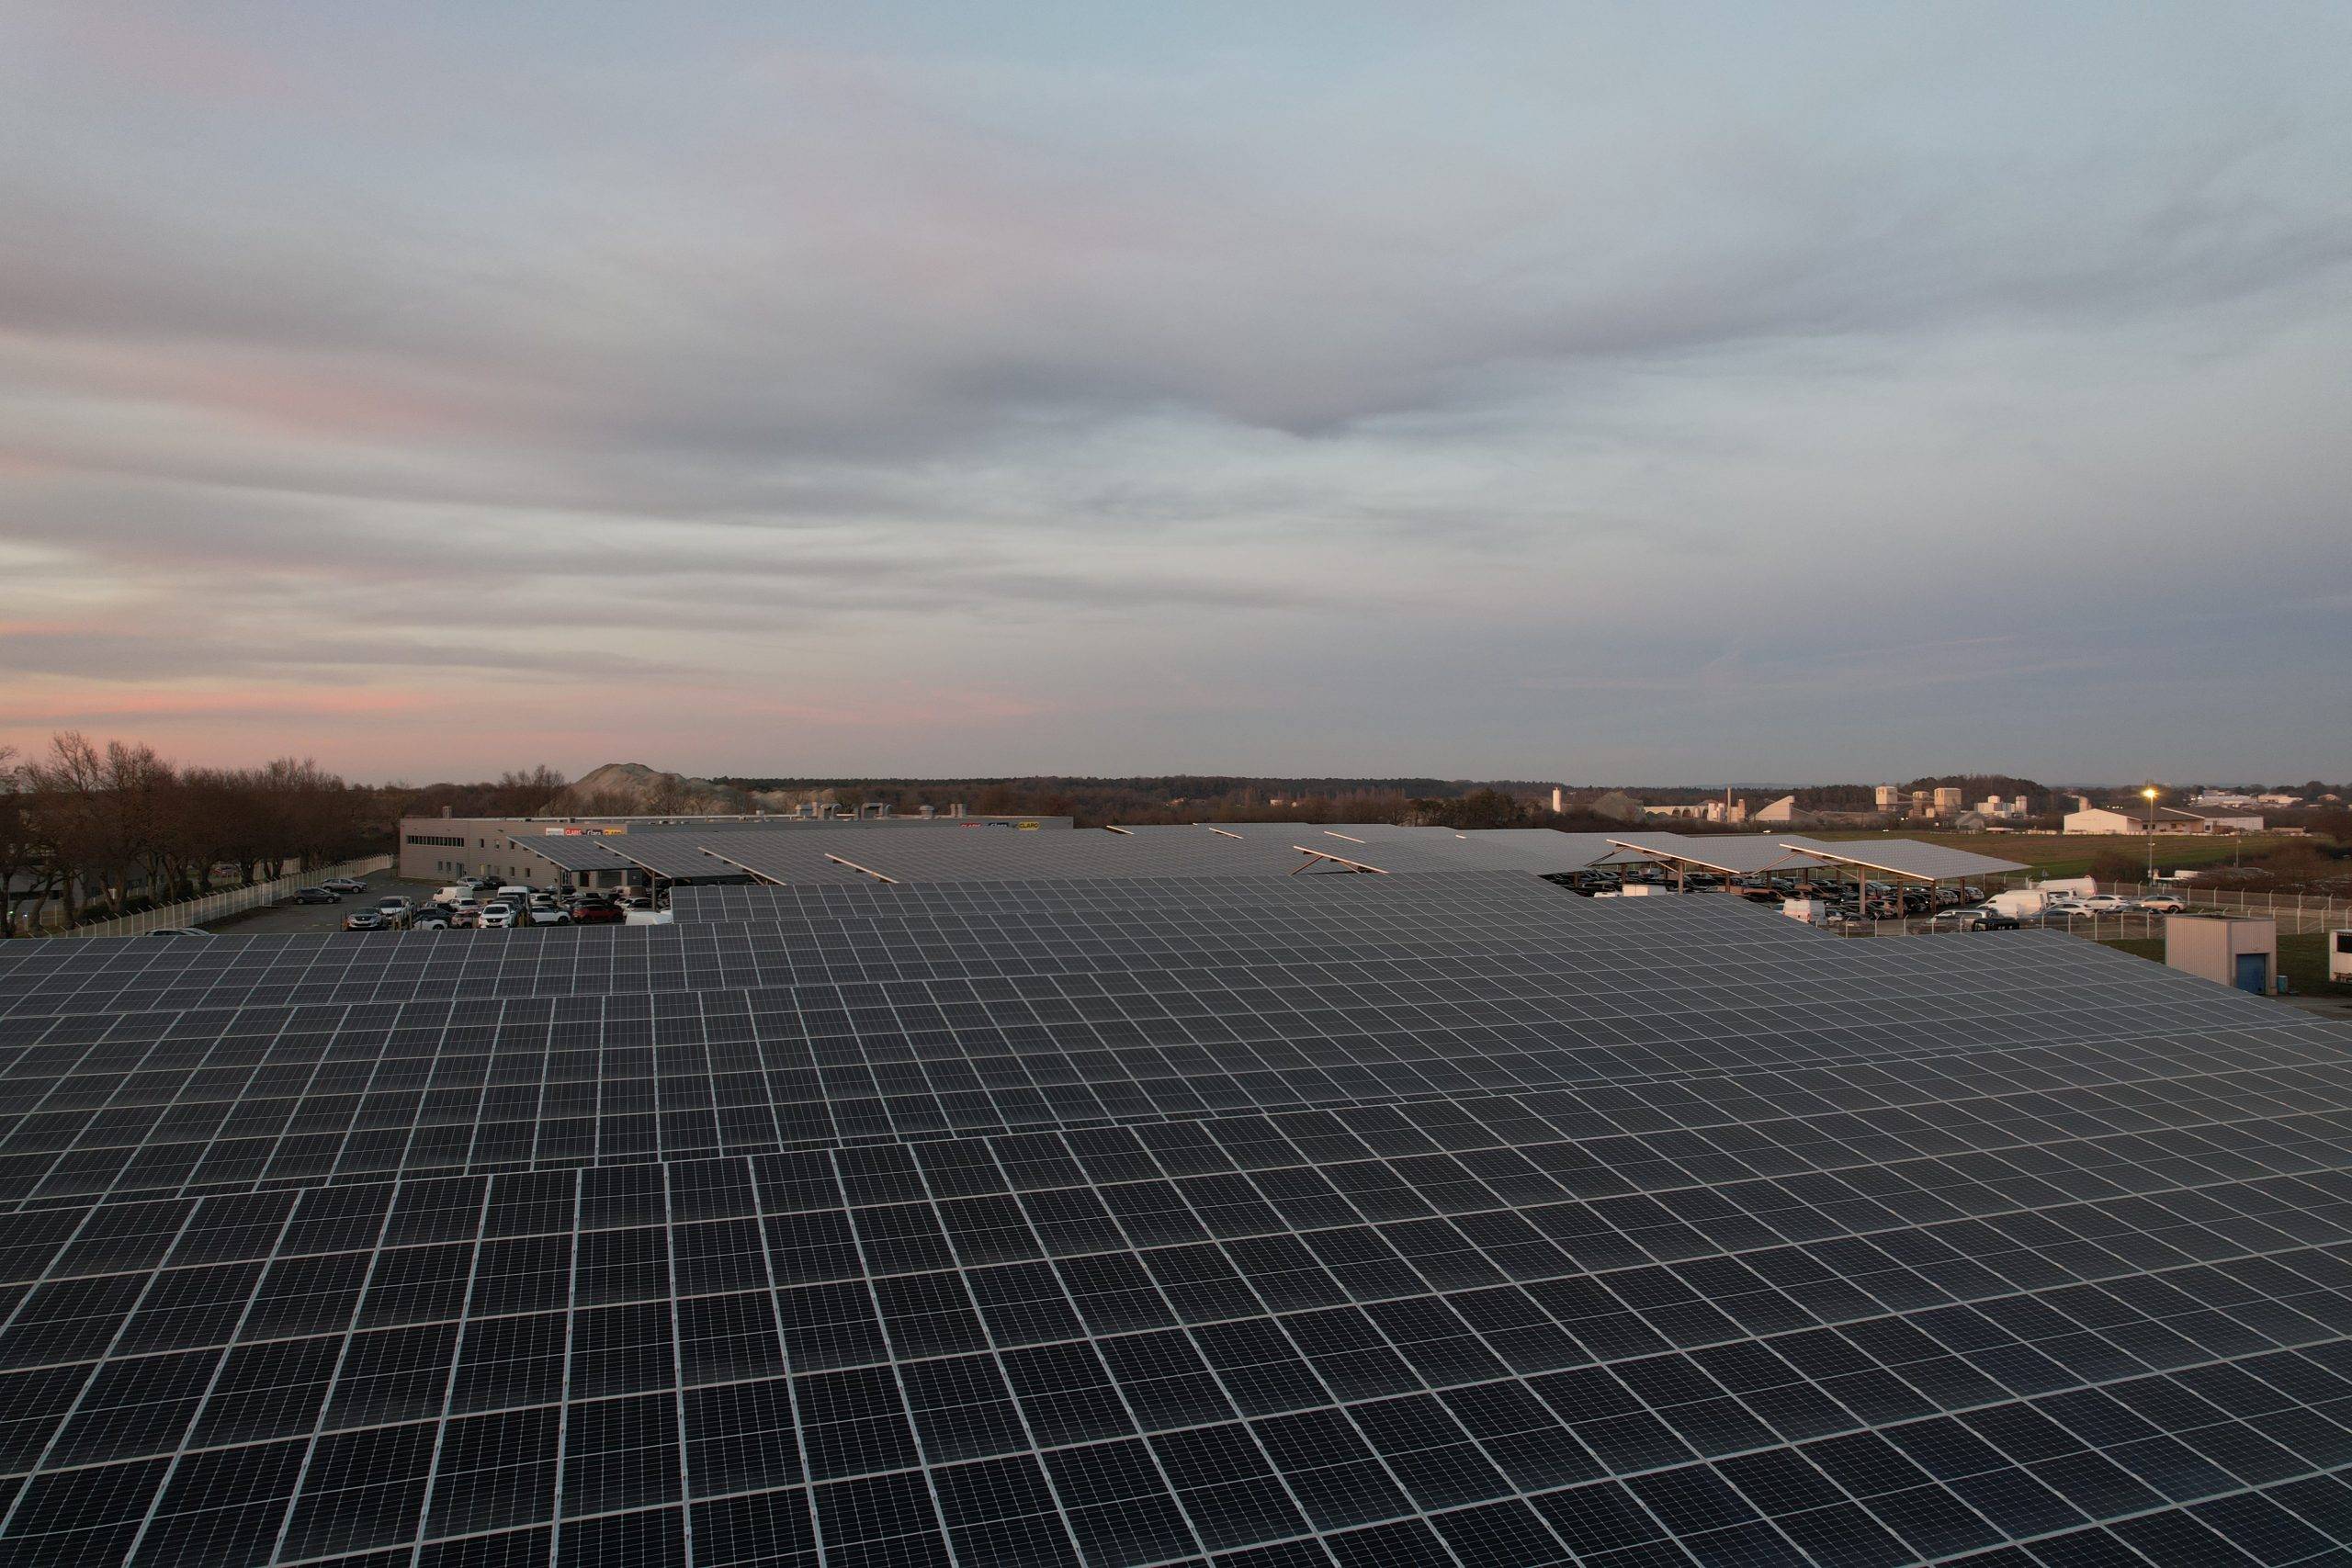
[2143,785,2159,884]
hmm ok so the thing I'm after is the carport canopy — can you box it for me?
[1604,833,1834,877]
[1775,836,2026,884]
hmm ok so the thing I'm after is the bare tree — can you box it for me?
[0,748,53,937]
[492,766,570,816]
[23,733,167,919]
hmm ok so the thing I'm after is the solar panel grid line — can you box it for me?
[0,1188,208,1514]
[229,1464,2329,1568]
[272,1177,481,1563]
[0,1032,2266,1214]
[0,930,2222,1033]
[841,1147,1134,1568]
[655,1164,708,1568]
[5,1152,2352,1568]
[890,1124,1481,1568]
[6,1200,2349,1492]
[544,1169,586,1565]
[5,862,2351,1564]
[6,1046,2350,1348]
[0,907,1853,1020]
[5,1006,2314,1213]
[98,1190,308,1565]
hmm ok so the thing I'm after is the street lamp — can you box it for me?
[2142,785,2159,885]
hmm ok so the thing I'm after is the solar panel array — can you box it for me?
[1779,839,2032,884]
[1603,837,1837,877]
[605,837,777,883]
[695,833,1478,886]
[501,823,2023,891]
[511,837,640,874]
[3,861,2349,1567]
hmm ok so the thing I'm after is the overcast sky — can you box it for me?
[3,2,2346,784]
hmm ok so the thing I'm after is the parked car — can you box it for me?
[144,927,212,938]
[290,886,340,905]
[321,877,369,894]
[433,885,472,905]
[344,909,386,931]
[410,908,454,931]
[527,893,560,910]
[447,899,484,928]
[615,892,652,909]
[2076,894,2137,914]
[2135,895,2188,914]
[571,901,626,924]
[522,907,572,926]
[1933,906,2021,931]
[479,904,518,929]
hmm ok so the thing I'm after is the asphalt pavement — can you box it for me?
[204,874,452,935]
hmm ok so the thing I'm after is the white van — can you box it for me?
[434,885,470,905]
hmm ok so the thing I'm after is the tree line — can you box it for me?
[0,735,384,933]
[0,741,605,933]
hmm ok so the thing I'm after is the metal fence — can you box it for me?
[2109,883,2350,931]
[1821,901,2346,942]
[21,855,394,939]
[1823,910,2181,942]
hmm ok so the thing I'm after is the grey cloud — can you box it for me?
[6,36,2349,478]
[3,6,2349,781]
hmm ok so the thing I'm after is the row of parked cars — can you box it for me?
[2041,891,2188,916]
[280,874,659,931]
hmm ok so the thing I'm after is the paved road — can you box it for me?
[204,874,451,935]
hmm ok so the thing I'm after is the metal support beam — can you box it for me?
[1291,847,1389,875]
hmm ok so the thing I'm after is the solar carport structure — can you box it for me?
[1778,838,2030,899]
[4,862,2352,1567]
[1604,834,1836,894]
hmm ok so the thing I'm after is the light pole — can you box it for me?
[2142,785,2159,886]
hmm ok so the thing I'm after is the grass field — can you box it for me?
[1803,829,2288,881]
[2098,932,2352,998]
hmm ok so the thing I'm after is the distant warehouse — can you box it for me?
[2064,802,2264,834]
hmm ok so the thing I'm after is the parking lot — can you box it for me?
[206,874,450,934]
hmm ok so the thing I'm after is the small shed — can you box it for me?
[2165,915,2277,995]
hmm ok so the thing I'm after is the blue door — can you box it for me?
[2234,953,2268,995]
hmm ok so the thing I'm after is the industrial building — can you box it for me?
[2164,913,2279,995]
[3,825,2344,1566]
[2065,803,2266,835]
